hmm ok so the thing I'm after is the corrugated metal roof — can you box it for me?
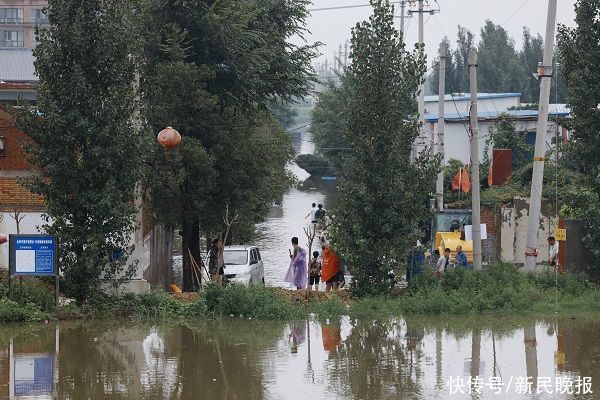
[0,48,37,82]
[425,106,571,122]
[424,93,521,103]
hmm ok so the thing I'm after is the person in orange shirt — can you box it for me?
[321,241,341,292]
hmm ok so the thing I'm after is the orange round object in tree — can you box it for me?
[157,126,181,149]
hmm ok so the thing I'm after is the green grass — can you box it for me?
[0,263,599,323]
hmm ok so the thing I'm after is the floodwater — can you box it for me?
[255,181,337,287]
[1,315,598,399]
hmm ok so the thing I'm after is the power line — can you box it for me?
[308,1,405,12]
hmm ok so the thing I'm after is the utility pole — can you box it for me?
[524,0,558,270]
[400,0,406,35]
[416,0,425,161]
[435,41,446,211]
[469,49,482,270]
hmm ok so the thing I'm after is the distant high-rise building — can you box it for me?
[0,1,48,49]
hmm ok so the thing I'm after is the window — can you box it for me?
[0,30,23,47]
[256,249,261,261]
[0,8,23,24]
[250,249,258,264]
[33,9,48,25]
[223,250,248,265]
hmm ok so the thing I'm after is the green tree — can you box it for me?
[429,37,457,95]
[453,26,475,93]
[558,0,600,255]
[331,0,438,296]
[485,116,533,169]
[268,102,298,130]
[519,28,544,103]
[311,81,348,172]
[141,0,316,291]
[477,20,522,94]
[14,0,141,302]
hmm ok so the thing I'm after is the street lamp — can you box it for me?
[157,126,181,149]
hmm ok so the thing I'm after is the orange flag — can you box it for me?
[488,163,493,187]
[461,166,471,193]
[452,167,462,191]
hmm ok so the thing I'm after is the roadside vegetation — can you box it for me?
[1,264,598,323]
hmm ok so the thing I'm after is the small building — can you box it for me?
[421,93,571,163]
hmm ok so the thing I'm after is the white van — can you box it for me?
[222,245,265,285]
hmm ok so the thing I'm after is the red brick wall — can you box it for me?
[0,177,44,211]
[0,111,34,171]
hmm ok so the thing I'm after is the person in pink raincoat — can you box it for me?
[284,237,307,290]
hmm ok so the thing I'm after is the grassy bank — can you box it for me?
[1,264,599,323]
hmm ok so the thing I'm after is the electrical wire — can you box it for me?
[308,1,405,12]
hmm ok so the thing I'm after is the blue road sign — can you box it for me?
[9,234,58,276]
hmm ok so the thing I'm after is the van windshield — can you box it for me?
[223,250,248,265]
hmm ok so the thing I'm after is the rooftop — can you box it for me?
[425,105,571,123]
[424,93,521,103]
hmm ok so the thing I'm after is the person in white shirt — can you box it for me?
[436,248,451,278]
[548,236,559,272]
[305,203,317,224]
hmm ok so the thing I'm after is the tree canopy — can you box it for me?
[140,0,317,291]
[14,0,141,302]
[429,21,566,104]
[330,0,438,296]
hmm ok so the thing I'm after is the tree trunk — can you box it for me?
[181,217,201,292]
[148,224,173,289]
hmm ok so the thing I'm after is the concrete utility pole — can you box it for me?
[416,0,425,161]
[435,41,446,211]
[524,0,558,270]
[400,0,406,35]
[469,49,482,270]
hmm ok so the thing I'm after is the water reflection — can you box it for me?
[1,315,599,399]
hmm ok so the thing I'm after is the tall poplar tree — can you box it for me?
[14,0,141,302]
[331,0,438,296]
[558,0,600,255]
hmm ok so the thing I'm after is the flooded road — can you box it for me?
[255,182,336,287]
[1,315,598,399]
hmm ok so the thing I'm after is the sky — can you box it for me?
[295,0,577,69]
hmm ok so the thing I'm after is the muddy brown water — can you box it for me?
[1,314,599,399]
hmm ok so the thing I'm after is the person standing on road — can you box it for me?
[548,236,559,272]
[308,251,322,291]
[208,238,225,286]
[305,203,317,225]
[436,248,451,278]
[284,237,307,290]
[315,204,326,230]
[455,245,468,268]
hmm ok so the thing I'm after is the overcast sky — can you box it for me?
[296,0,577,68]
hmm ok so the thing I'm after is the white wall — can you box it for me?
[424,119,562,164]
[500,198,558,270]
[0,211,45,269]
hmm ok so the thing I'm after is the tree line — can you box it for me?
[428,21,566,104]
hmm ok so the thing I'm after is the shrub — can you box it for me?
[0,299,46,323]
[204,284,300,320]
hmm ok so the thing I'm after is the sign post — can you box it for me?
[9,234,59,306]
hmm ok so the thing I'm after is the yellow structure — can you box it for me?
[435,231,473,263]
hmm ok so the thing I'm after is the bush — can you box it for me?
[295,154,331,177]
[204,284,300,320]
[0,299,46,323]
[0,278,56,312]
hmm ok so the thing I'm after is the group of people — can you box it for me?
[284,202,344,291]
[305,202,328,229]
[431,245,468,278]
[283,235,346,292]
